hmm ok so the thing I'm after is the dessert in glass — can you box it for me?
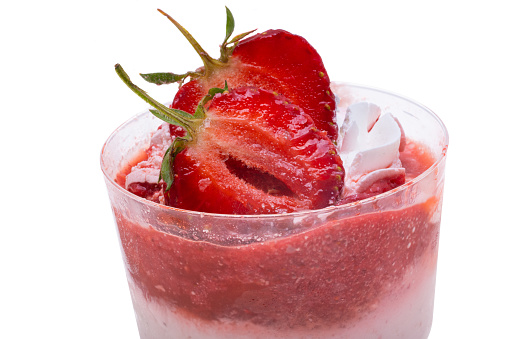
[101,7,447,339]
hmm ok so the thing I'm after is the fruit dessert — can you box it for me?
[102,7,447,339]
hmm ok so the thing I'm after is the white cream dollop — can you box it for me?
[125,123,173,188]
[339,102,405,197]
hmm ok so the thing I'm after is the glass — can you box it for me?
[101,83,448,339]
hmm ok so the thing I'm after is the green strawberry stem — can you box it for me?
[157,9,227,77]
[222,6,235,46]
[115,63,228,190]
[144,7,255,83]
[115,63,200,140]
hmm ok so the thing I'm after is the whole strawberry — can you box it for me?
[141,8,338,142]
[115,65,344,214]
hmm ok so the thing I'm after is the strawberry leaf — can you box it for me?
[220,7,237,62]
[194,107,206,120]
[157,106,195,122]
[223,7,235,45]
[140,71,201,85]
[115,64,200,138]
[194,81,229,119]
[149,109,189,129]
[228,29,257,45]
[160,137,188,191]
[208,81,229,96]
[220,28,256,61]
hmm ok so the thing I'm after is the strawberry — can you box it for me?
[115,64,344,214]
[141,8,338,141]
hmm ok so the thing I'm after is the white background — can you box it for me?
[1,0,508,338]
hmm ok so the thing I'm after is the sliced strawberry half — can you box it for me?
[115,65,344,214]
[169,87,343,214]
[142,8,338,141]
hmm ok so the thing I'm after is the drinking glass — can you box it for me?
[101,83,448,339]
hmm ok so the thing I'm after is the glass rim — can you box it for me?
[100,82,449,220]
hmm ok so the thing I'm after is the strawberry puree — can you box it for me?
[115,200,438,329]
[127,249,437,339]
[109,141,441,338]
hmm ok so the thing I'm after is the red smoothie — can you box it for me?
[102,83,448,339]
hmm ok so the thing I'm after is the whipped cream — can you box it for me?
[339,102,406,197]
[125,123,174,203]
